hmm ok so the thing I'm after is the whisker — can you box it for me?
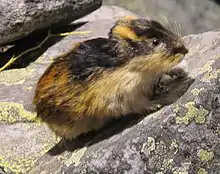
[174,21,179,36]
[179,23,182,36]
[160,15,174,34]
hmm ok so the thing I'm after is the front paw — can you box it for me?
[146,103,162,113]
[167,67,188,79]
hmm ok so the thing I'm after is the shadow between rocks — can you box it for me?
[0,22,87,70]
[47,70,195,156]
[212,0,220,5]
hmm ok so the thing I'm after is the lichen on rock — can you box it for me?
[0,4,220,174]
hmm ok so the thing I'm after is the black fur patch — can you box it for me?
[64,38,122,81]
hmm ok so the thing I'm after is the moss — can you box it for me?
[64,147,87,167]
[176,102,209,125]
[191,88,204,96]
[197,168,208,174]
[0,102,38,123]
[0,67,35,85]
[197,149,214,162]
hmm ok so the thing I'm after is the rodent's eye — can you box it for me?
[152,39,160,46]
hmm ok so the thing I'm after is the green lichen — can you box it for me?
[0,67,35,85]
[65,147,87,167]
[176,102,209,125]
[197,149,214,162]
[191,88,204,96]
[0,102,38,123]
[197,168,208,174]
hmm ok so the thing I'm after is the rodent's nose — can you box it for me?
[172,45,188,55]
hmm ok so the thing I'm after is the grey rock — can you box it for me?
[0,5,219,174]
[0,0,102,46]
[75,5,139,22]
[105,0,220,36]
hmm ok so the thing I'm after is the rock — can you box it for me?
[105,0,220,36]
[75,5,139,22]
[0,0,102,46]
[0,5,220,174]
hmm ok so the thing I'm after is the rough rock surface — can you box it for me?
[0,5,220,174]
[105,0,220,36]
[0,0,102,46]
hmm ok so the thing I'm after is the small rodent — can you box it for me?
[33,18,188,140]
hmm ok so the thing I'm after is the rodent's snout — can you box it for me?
[171,45,188,55]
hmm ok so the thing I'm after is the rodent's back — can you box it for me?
[34,38,123,124]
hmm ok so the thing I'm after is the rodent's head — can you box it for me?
[109,18,188,72]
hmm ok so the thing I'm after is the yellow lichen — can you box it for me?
[190,59,219,83]
[173,104,180,114]
[22,86,33,91]
[191,88,204,96]
[34,53,53,64]
[170,140,179,154]
[197,149,214,162]
[216,130,220,135]
[172,162,191,174]
[0,155,37,174]
[176,102,209,125]
[40,135,60,155]
[190,60,213,79]
[0,125,57,174]
[198,60,214,75]
[213,54,220,60]
[65,147,87,167]
[197,168,208,174]
[161,158,174,172]
[0,102,38,123]
[201,69,220,83]
[141,137,156,156]
[0,67,35,85]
